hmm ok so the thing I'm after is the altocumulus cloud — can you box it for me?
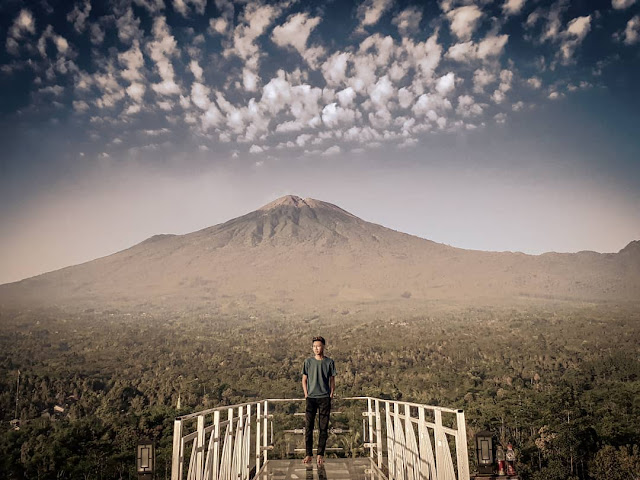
[0,0,638,163]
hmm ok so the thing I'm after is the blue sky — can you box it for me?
[0,0,639,284]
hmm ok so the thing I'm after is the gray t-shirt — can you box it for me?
[302,356,336,398]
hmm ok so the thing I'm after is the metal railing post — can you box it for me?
[255,403,262,473]
[434,409,447,480]
[367,398,375,459]
[455,410,469,480]
[236,405,243,480]
[213,410,221,480]
[196,414,205,480]
[385,401,395,480]
[375,399,383,469]
[405,404,415,480]
[417,408,428,480]
[172,419,183,480]
[263,400,268,464]
[245,404,251,480]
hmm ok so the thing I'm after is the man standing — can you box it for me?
[302,336,336,466]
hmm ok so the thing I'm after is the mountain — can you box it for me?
[1,195,638,313]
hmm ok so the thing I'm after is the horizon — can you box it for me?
[1,0,639,284]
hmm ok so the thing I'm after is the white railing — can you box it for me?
[171,397,469,480]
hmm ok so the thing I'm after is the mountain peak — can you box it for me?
[257,195,359,221]
[259,195,307,210]
[619,240,640,255]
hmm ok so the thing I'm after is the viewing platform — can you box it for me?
[171,397,470,480]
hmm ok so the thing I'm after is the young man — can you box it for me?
[301,336,336,466]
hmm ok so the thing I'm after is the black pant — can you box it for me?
[305,397,331,456]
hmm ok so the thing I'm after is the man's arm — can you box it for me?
[329,376,335,398]
[302,374,308,398]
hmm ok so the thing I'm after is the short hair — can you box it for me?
[312,336,326,345]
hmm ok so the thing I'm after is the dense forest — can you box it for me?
[1,303,639,479]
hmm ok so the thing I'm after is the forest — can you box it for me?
[1,302,639,479]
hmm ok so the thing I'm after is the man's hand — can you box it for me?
[302,374,308,398]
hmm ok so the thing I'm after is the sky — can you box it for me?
[0,0,639,285]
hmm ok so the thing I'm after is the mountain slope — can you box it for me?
[1,195,638,312]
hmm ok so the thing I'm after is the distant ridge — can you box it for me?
[0,195,638,313]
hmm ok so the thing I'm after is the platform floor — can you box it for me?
[255,458,387,480]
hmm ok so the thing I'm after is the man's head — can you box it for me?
[312,336,325,356]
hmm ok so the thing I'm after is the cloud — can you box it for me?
[147,16,181,96]
[527,76,542,89]
[36,25,71,61]
[359,34,395,67]
[116,7,143,44]
[201,103,223,130]
[225,3,281,65]
[526,4,591,64]
[271,13,324,67]
[210,0,234,31]
[412,93,452,117]
[134,0,166,14]
[369,75,395,108]
[473,68,496,93]
[172,0,207,17]
[623,15,640,45]
[322,145,341,156]
[93,70,126,109]
[67,0,92,33]
[261,70,294,114]
[526,1,567,43]
[402,33,443,85]
[39,85,64,96]
[119,41,145,82]
[337,87,356,107]
[73,100,90,112]
[435,72,456,96]
[446,5,484,41]
[477,34,509,59]
[503,0,525,16]
[295,134,312,147]
[559,15,591,62]
[191,82,211,109]
[0,0,615,161]
[322,52,351,87]
[249,144,264,154]
[89,22,105,45]
[238,68,258,92]
[126,82,146,102]
[210,17,229,35]
[8,9,36,41]
[612,0,636,9]
[456,94,483,117]
[398,87,414,108]
[446,35,509,63]
[392,6,423,36]
[321,103,357,128]
[356,0,393,31]
[189,60,203,81]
